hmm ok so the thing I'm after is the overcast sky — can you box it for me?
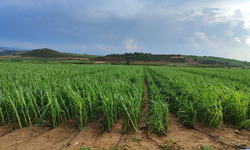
[1,0,250,61]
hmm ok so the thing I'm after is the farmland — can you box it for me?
[0,63,250,149]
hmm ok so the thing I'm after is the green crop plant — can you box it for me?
[1,62,249,135]
[145,66,250,128]
[0,63,145,132]
[145,69,169,134]
[132,136,141,142]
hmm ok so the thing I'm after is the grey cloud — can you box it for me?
[1,0,250,60]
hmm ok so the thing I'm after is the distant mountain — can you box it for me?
[0,50,28,56]
[20,48,73,58]
[0,46,30,56]
[0,46,30,51]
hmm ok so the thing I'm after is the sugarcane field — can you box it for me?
[0,63,249,150]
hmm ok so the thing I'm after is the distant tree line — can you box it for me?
[94,52,186,62]
[11,59,22,61]
[193,64,226,68]
[171,58,186,62]
[199,60,229,66]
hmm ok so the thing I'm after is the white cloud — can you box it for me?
[223,30,234,37]
[245,20,250,30]
[190,9,204,17]
[96,45,106,50]
[235,37,241,43]
[96,44,118,52]
[126,44,137,50]
[195,32,208,40]
[227,48,250,61]
[126,39,137,50]
[187,37,200,48]
[247,37,250,46]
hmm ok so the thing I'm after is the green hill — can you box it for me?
[21,48,73,58]
[93,52,250,68]
[2,49,250,68]
[184,55,250,68]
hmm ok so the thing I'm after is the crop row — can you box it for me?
[144,69,169,135]
[0,64,145,131]
[0,63,173,135]
[178,67,250,87]
[2,63,249,134]
[145,67,250,128]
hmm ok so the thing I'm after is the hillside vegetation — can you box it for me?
[93,52,250,68]
[94,52,185,62]
[20,48,73,58]
[185,55,250,68]
[1,49,250,68]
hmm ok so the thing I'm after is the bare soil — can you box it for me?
[186,59,198,65]
[168,113,250,150]
[93,61,107,64]
[0,114,249,150]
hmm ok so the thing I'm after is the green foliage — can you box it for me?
[1,62,250,138]
[145,67,250,128]
[126,61,130,65]
[148,100,169,133]
[167,63,186,66]
[70,54,95,59]
[170,58,185,62]
[193,64,225,68]
[79,147,92,150]
[177,101,196,128]
[184,55,250,68]
[95,52,180,62]
[200,145,212,150]
[0,64,144,131]
[111,62,168,66]
[21,48,73,58]
[145,69,169,134]
[132,136,141,142]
